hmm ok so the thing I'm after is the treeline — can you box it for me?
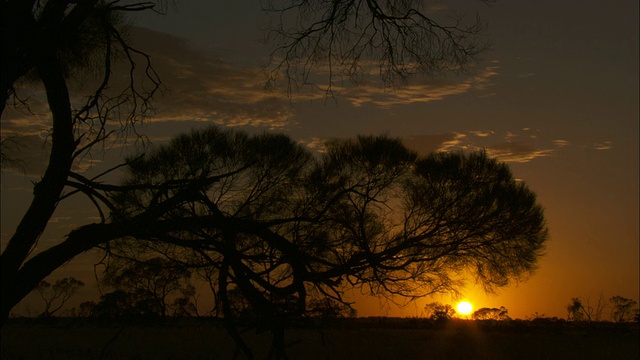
[420,297,639,323]
[23,276,639,325]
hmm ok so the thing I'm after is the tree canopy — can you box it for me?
[95,125,546,356]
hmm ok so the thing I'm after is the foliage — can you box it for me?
[91,125,547,357]
[34,277,84,317]
[83,290,160,318]
[610,296,638,323]
[424,302,456,321]
[566,295,639,323]
[472,306,510,321]
[100,257,196,318]
[567,298,589,322]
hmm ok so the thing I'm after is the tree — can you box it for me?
[84,290,159,318]
[34,277,84,317]
[472,306,510,321]
[566,295,607,322]
[0,0,164,324]
[424,302,456,321]
[94,125,546,357]
[610,296,638,323]
[100,257,195,318]
[1,0,494,328]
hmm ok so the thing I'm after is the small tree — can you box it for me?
[567,298,589,322]
[567,295,608,322]
[424,302,456,321]
[77,301,98,318]
[171,283,198,317]
[34,277,84,317]
[472,306,510,321]
[101,257,196,318]
[88,290,158,318]
[610,296,638,323]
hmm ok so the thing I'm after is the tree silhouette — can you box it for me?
[424,302,456,321]
[34,277,84,317]
[472,306,510,321]
[610,296,638,323]
[1,0,496,327]
[92,126,546,358]
[566,295,609,322]
[0,0,164,323]
[84,290,159,318]
[100,257,195,318]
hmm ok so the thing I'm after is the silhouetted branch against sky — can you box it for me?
[0,0,178,324]
[262,0,494,94]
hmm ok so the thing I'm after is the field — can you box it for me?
[1,318,638,359]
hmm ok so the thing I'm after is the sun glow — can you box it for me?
[456,301,473,316]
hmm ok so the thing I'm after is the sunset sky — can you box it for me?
[1,0,638,319]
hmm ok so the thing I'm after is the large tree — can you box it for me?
[1,0,492,328]
[0,0,163,323]
[99,126,546,357]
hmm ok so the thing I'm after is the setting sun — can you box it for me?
[456,301,473,316]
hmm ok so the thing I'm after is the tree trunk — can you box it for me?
[0,53,76,324]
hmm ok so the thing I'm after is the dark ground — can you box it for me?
[1,317,638,359]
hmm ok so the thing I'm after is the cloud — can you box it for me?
[593,141,613,150]
[485,141,554,163]
[469,130,494,137]
[403,129,571,163]
[403,133,463,155]
[2,27,504,143]
[339,65,500,108]
[125,27,303,130]
[1,134,102,177]
[299,137,327,153]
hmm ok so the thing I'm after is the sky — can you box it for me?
[1,0,638,320]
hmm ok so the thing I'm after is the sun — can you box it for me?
[456,301,473,316]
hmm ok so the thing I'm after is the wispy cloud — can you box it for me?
[340,65,500,108]
[403,129,573,163]
[3,27,503,141]
[298,137,327,153]
[593,141,613,150]
[403,133,464,155]
[485,141,554,163]
[127,27,304,130]
[469,130,494,137]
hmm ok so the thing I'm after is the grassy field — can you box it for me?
[1,318,638,359]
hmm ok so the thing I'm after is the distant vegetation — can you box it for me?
[23,276,640,327]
